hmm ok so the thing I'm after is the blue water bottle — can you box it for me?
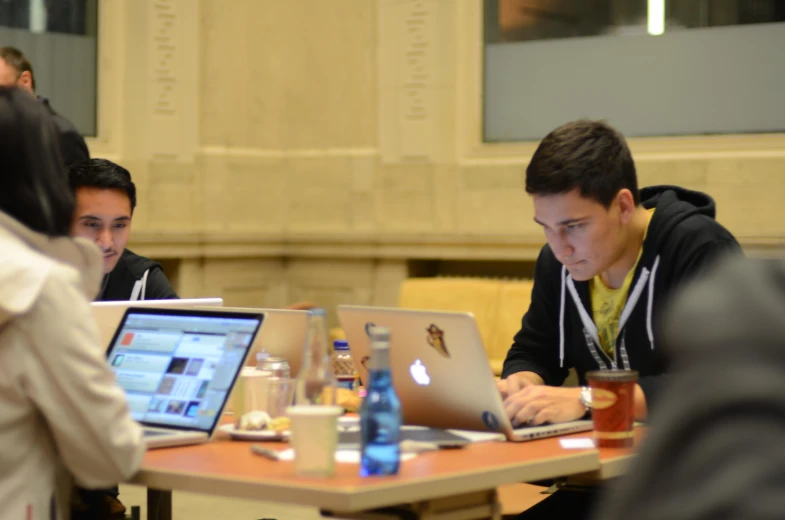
[360,326,401,476]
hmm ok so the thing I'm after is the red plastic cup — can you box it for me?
[586,370,638,448]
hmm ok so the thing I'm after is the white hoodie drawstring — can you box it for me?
[129,269,150,301]
[559,266,566,367]
[646,256,660,350]
[140,269,149,300]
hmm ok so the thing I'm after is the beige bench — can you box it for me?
[397,277,534,376]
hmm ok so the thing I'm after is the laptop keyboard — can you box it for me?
[512,422,545,432]
[513,420,593,439]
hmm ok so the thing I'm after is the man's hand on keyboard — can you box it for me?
[497,371,544,399]
[503,385,585,426]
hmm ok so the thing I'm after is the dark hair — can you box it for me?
[0,87,74,236]
[67,158,137,212]
[0,46,36,91]
[525,120,639,208]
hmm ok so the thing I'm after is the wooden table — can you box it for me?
[566,428,643,484]
[131,435,599,520]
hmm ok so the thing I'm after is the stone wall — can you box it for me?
[87,0,785,325]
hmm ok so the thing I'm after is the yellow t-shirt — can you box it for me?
[590,209,655,358]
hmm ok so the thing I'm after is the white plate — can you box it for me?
[218,424,290,442]
[337,415,360,427]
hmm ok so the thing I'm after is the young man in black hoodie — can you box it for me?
[499,120,740,518]
[68,158,178,301]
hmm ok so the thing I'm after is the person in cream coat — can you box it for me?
[0,86,144,519]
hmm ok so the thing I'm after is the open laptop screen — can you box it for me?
[107,309,262,432]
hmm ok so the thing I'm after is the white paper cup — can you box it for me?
[286,405,343,477]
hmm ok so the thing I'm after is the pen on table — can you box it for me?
[251,444,283,461]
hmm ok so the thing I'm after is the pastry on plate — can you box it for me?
[235,410,271,431]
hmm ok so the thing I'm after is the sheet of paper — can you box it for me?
[559,438,595,449]
[343,424,431,433]
[447,429,506,443]
[276,449,417,463]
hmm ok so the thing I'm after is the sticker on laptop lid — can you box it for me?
[426,324,450,358]
[359,323,377,371]
[364,322,376,337]
[482,411,501,432]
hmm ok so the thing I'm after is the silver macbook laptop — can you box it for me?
[337,305,592,442]
[92,298,224,349]
[106,307,263,449]
[206,308,310,375]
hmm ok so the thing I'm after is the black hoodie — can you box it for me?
[502,185,741,409]
[97,249,178,301]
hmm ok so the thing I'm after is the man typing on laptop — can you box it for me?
[498,120,740,519]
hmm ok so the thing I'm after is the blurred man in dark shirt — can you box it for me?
[0,46,89,166]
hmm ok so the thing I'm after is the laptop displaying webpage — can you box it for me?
[108,312,259,431]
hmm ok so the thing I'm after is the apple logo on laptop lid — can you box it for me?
[409,359,431,386]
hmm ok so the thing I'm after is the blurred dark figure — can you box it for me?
[592,255,785,520]
[0,46,89,166]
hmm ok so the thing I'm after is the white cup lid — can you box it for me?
[286,405,343,417]
[242,369,271,378]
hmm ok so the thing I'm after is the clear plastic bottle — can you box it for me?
[294,308,336,405]
[331,340,357,391]
[359,326,401,476]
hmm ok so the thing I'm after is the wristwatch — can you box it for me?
[579,386,592,414]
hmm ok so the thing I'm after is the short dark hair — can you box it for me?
[0,46,36,91]
[525,120,639,208]
[0,86,74,236]
[67,158,137,212]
